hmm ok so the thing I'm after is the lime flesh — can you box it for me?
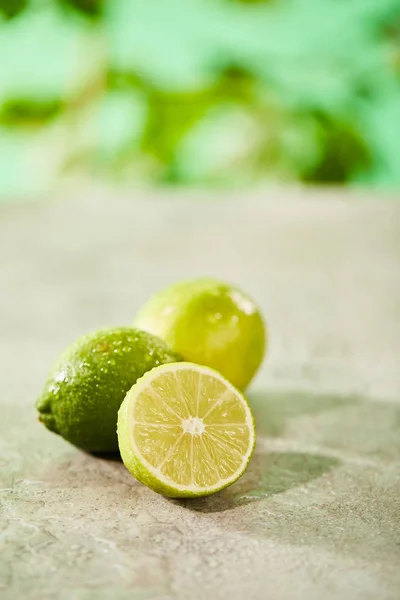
[133,278,266,390]
[117,362,256,498]
[36,327,181,452]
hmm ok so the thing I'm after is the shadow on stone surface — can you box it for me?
[248,389,361,437]
[180,450,340,513]
[90,450,122,462]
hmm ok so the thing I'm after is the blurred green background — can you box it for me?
[1,0,399,200]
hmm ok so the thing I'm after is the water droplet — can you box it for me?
[55,370,68,383]
[149,350,154,357]
[231,315,239,324]
[215,313,222,320]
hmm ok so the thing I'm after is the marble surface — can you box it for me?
[1,188,399,599]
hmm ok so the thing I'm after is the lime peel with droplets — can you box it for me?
[36,327,181,452]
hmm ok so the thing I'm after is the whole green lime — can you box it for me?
[133,279,266,390]
[36,327,181,452]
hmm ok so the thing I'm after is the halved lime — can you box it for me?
[117,362,256,498]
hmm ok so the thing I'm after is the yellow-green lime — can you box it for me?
[117,362,256,498]
[133,278,266,390]
[36,327,181,453]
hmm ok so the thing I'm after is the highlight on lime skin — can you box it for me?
[117,362,256,498]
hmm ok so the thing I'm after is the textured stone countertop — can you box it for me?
[1,188,399,600]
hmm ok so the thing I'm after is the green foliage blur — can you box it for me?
[0,0,399,199]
